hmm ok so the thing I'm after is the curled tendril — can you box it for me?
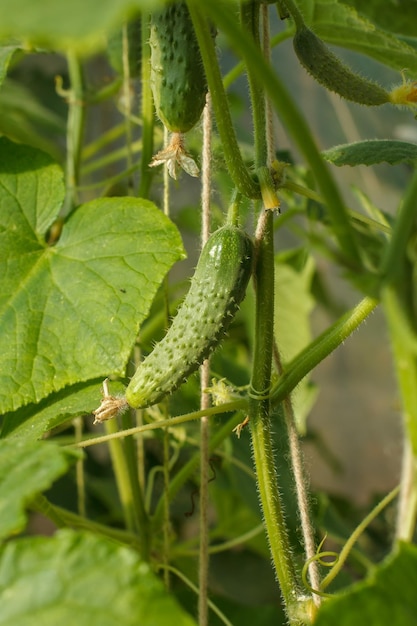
[301,535,338,599]
[248,384,272,401]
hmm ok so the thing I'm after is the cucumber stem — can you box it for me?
[227,189,243,226]
[240,2,267,168]
[282,0,308,29]
[271,296,378,405]
[187,2,260,199]
[249,209,300,614]
[245,10,300,611]
[273,345,321,608]
[257,166,280,210]
[261,5,276,167]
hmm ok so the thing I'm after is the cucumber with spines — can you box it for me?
[293,25,390,106]
[149,2,208,133]
[125,225,253,409]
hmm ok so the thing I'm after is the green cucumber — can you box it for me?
[293,26,390,106]
[149,2,208,133]
[125,225,253,409]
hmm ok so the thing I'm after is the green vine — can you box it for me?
[202,0,362,267]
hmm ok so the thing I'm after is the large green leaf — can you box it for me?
[0,380,126,440]
[0,440,80,540]
[322,140,417,167]
[0,0,166,53]
[296,0,417,73]
[0,530,197,626]
[315,542,417,626]
[343,0,417,40]
[0,138,185,414]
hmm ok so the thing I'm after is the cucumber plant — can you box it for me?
[1,1,417,626]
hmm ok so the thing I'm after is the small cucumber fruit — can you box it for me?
[149,2,207,133]
[125,225,253,409]
[293,26,390,106]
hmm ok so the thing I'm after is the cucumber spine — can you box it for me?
[125,226,253,409]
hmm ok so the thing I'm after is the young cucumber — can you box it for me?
[149,2,207,133]
[293,26,390,106]
[125,226,253,409]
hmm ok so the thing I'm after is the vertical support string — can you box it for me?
[198,92,213,626]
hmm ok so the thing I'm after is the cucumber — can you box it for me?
[149,2,207,133]
[293,26,390,106]
[125,226,253,409]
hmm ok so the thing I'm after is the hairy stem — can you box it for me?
[249,209,300,614]
[273,345,321,607]
[187,2,260,199]
[271,296,378,404]
[240,2,267,168]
